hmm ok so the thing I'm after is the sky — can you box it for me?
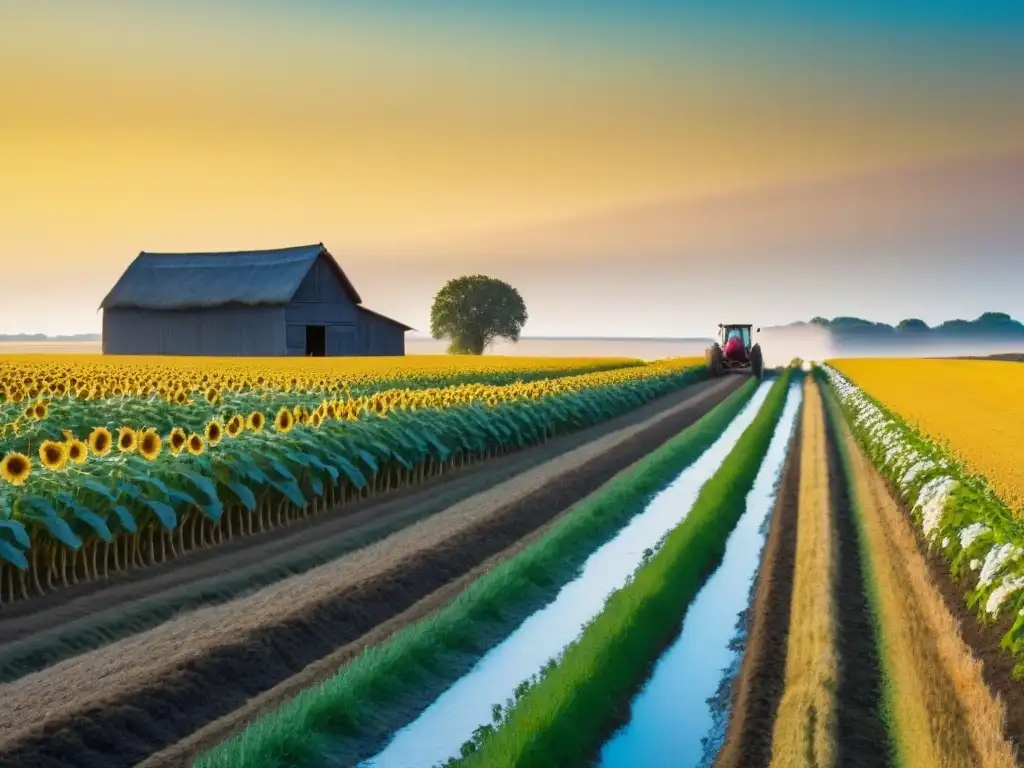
[2,1,1023,338]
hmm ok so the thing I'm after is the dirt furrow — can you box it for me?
[769,377,842,768]
[839,411,1017,767]
[0,375,746,768]
[0,377,730,682]
[823,384,891,768]
[139,501,582,768]
[713,397,802,768]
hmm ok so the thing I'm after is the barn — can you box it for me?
[100,243,412,357]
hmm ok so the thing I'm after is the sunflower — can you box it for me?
[138,429,162,461]
[0,452,31,485]
[205,419,224,447]
[66,439,89,465]
[32,400,49,420]
[168,427,187,456]
[310,411,323,428]
[117,426,138,453]
[325,402,338,421]
[247,411,266,433]
[186,433,205,456]
[274,407,295,434]
[226,415,245,438]
[87,426,113,456]
[39,440,68,471]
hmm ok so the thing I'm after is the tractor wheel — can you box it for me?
[750,343,764,380]
[706,344,723,377]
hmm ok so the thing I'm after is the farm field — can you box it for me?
[0,354,689,605]
[831,358,1024,514]
[2,356,1024,768]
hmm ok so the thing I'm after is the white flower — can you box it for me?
[986,574,1024,617]
[942,537,950,548]
[901,460,933,488]
[970,559,981,571]
[979,543,1022,587]
[959,523,989,551]
[917,476,957,540]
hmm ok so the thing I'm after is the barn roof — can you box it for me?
[357,305,415,332]
[100,243,362,310]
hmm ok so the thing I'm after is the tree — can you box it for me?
[430,275,528,355]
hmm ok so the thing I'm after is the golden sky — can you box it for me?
[2,2,1024,336]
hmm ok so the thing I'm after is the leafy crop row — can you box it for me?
[0,360,703,606]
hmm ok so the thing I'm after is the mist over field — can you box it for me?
[4,329,1024,364]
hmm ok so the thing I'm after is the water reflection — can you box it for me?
[598,382,802,768]
[354,382,773,768]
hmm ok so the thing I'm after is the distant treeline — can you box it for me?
[0,333,101,342]
[785,312,1024,342]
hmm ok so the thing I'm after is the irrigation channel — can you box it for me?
[599,379,802,767]
[349,379,775,768]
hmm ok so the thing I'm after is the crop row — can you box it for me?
[822,364,1024,674]
[0,360,704,606]
[194,374,765,768]
[0,359,701,472]
[0,359,668,457]
[0,354,642,409]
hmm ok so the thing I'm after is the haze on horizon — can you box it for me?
[2,1,1023,339]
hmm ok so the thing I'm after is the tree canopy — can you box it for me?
[429,275,528,355]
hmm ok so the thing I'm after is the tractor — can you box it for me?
[706,323,764,380]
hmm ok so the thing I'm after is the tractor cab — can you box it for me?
[706,323,764,379]
[720,324,754,359]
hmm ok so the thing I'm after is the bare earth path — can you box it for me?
[0,376,729,675]
[840,411,1016,768]
[0,375,745,768]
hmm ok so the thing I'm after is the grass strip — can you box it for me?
[769,377,838,767]
[195,377,761,768]
[822,379,1015,768]
[448,370,793,768]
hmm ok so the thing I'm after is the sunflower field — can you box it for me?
[0,355,703,605]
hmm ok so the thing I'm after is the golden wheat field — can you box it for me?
[831,358,1024,514]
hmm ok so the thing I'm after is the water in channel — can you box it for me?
[598,380,803,767]
[352,380,774,768]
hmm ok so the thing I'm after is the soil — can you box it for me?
[897,487,1024,750]
[138,502,583,768]
[713,409,802,768]
[0,376,729,654]
[0,376,746,768]
[824,399,892,767]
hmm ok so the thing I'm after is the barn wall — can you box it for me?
[285,254,359,355]
[356,310,406,356]
[102,307,287,356]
